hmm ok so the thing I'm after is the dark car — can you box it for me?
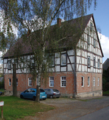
[20,88,47,100]
[44,89,61,98]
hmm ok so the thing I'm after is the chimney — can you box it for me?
[57,18,61,26]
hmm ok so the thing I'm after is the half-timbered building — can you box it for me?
[3,14,103,97]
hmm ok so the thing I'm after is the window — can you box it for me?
[93,57,96,67]
[14,59,18,69]
[31,57,35,69]
[49,77,54,87]
[9,78,11,86]
[93,77,95,86]
[28,78,32,86]
[90,22,93,31]
[98,78,99,86]
[93,39,96,48]
[87,56,90,67]
[98,59,100,68]
[7,60,11,70]
[61,53,67,66]
[81,77,84,87]
[87,35,90,45]
[61,76,66,87]
[16,78,18,86]
[50,55,55,67]
[88,77,90,86]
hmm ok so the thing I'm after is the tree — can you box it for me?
[0,0,97,102]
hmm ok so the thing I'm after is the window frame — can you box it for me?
[61,53,67,67]
[49,55,55,67]
[7,60,11,70]
[88,77,90,87]
[28,78,32,86]
[81,77,84,87]
[9,78,11,86]
[49,77,54,87]
[60,76,66,87]
[93,77,95,86]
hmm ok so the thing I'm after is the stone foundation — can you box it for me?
[76,90,102,98]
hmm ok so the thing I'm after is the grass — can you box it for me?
[103,90,109,95]
[0,96,54,120]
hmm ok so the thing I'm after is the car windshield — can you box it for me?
[53,89,59,92]
[40,89,45,92]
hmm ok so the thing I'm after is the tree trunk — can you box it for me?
[36,85,40,102]
[13,64,17,96]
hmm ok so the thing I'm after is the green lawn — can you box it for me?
[0,96,54,120]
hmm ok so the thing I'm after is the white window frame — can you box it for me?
[60,76,66,87]
[88,77,90,87]
[28,78,32,86]
[93,77,95,86]
[61,53,67,66]
[9,78,11,86]
[49,77,54,87]
[98,78,100,86]
[81,77,84,87]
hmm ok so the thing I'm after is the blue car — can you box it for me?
[20,88,47,100]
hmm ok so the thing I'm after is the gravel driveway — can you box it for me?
[19,96,109,120]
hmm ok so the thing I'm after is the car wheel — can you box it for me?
[33,96,36,101]
[50,95,53,98]
[20,95,23,99]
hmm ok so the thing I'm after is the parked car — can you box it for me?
[0,92,2,95]
[44,89,61,98]
[20,88,47,100]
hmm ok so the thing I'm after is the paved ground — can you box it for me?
[75,105,109,120]
[19,96,109,120]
